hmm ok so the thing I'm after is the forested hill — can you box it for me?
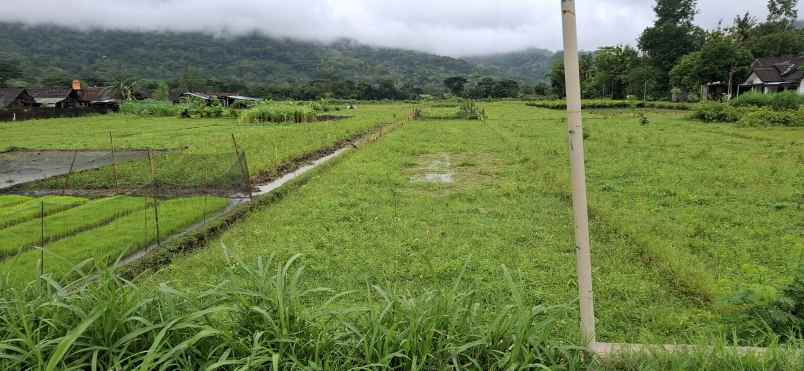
[464,48,556,84]
[0,22,552,90]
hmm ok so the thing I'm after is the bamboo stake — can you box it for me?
[63,150,79,194]
[109,131,119,193]
[147,150,161,248]
[561,0,596,345]
[39,200,45,286]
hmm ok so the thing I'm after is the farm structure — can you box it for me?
[0,88,36,110]
[740,56,804,95]
[27,87,81,109]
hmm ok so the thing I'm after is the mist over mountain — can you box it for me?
[0,22,552,92]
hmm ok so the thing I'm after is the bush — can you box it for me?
[120,99,183,117]
[179,99,236,119]
[691,103,743,123]
[724,265,804,340]
[525,99,692,110]
[733,92,804,111]
[455,99,486,120]
[239,102,318,124]
[738,108,804,127]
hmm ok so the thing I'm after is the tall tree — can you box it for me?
[592,45,640,99]
[638,0,705,98]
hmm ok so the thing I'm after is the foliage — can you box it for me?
[733,92,804,111]
[525,99,693,110]
[592,45,641,99]
[238,102,318,124]
[0,22,550,97]
[0,256,593,370]
[690,102,743,122]
[738,108,804,127]
[412,100,486,120]
[179,98,236,119]
[120,99,183,117]
[443,76,468,96]
[0,53,22,87]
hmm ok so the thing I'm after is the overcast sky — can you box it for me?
[1,0,773,56]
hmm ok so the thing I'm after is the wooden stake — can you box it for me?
[146,150,161,248]
[40,200,45,284]
[109,131,119,193]
[561,0,596,345]
[63,150,79,194]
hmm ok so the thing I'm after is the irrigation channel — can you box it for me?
[118,122,399,270]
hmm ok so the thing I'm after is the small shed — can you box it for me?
[28,88,81,109]
[0,88,36,109]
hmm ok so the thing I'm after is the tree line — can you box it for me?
[545,0,803,101]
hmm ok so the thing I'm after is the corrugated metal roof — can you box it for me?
[0,88,26,108]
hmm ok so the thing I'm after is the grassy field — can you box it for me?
[0,196,87,228]
[0,195,228,285]
[148,102,803,344]
[0,104,403,190]
[0,196,146,259]
[0,102,802,368]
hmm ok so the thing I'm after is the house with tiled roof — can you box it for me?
[740,56,804,95]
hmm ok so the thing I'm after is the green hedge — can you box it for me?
[525,99,692,110]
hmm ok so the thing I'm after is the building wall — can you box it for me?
[799,80,804,95]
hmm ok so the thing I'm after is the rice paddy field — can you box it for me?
[0,101,802,369]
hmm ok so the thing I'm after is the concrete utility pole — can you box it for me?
[560,0,596,345]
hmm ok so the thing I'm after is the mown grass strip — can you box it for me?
[0,196,147,259]
[0,196,229,285]
[0,195,32,208]
[0,196,87,229]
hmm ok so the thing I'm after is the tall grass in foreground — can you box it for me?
[0,255,801,370]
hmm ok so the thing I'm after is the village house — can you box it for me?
[27,87,81,108]
[0,88,36,110]
[79,86,120,110]
[740,56,804,95]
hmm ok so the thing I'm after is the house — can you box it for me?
[0,88,36,109]
[79,87,119,109]
[740,56,804,95]
[28,88,81,108]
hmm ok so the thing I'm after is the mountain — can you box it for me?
[464,48,556,84]
[0,22,546,92]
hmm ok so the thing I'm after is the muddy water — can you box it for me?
[0,150,148,190]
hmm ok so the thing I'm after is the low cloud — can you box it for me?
[0,0,770,56]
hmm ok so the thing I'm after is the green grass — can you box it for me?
[0,101,801,367]
[0,195,31,208]
[149,102,802,344]
[0,196,87,229]
[0,196,229,284]
[0,105,402,190]
[0,196,147,259]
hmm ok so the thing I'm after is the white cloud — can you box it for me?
[0,0,772,56]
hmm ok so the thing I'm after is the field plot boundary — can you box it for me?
[121,121,403,276]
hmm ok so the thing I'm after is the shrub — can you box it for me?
[120,99,183,117]
[724,265,804,340]
[455,99,486,120]
[525,100,692,111]
[738,108,804,127]
[734,92,804,111]
[179,98,236,119]
[239,102,318,124]
[690,103,742,123]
